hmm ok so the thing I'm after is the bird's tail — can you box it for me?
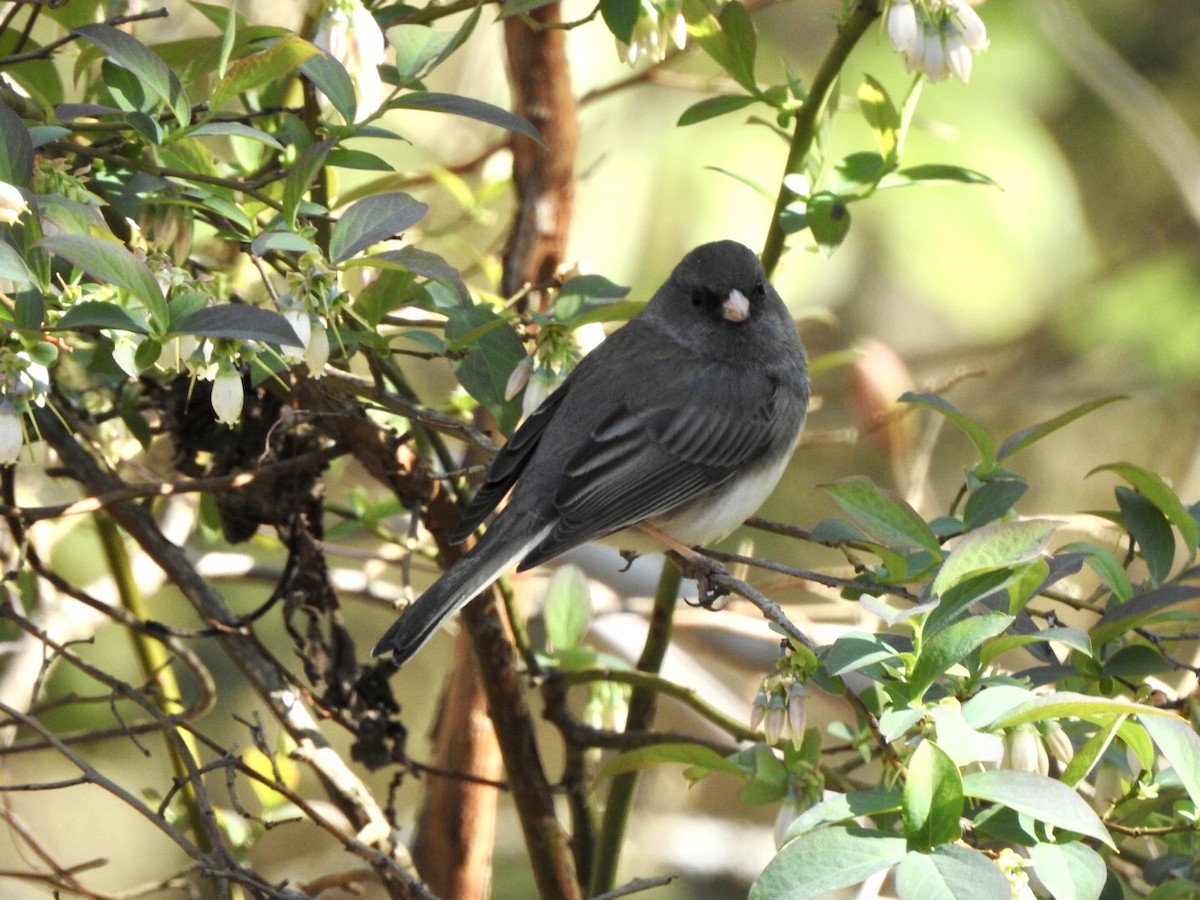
[371,516,550,664]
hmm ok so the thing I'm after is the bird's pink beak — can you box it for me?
[722,289,750,323]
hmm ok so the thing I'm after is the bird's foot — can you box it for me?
[618,550,641,572]
[678,553,731,610]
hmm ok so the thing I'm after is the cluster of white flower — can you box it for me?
[0,181,29,226]
[886,0,989,84]
[618,0,687,66]
[312,0,387,123]
[0,352,51,465]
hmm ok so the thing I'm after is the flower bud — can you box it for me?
[304,319,330,376]
[786,682,807,746]
[1003,725,1047,776]
[749,686,769,732]
[1041,724,1074,768]
[763,690,786,746]
[0,181,29,226]
[0,400,23,464]
[211,367,244,426]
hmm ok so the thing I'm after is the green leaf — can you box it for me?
[1059,541,1133,603]
[600,0,640,43]
[39,234,168,332]
[1090,583,1200,647]
[0,241,34,285]
[211,35,318,112]
[992,692,1169,730]
[806,192,851,256]
[713,0,758,93]
[978,626,1092,668]
[56,302,150,334]
[1091,462,1198,559]
[354,246,470,304]
[749,827,908,900]
[541,564,591,652]
[173,304,303,346]
[783,790,901,841]
[1061,716,1123,788]
[191,121,283,149]
[932,519,1061,598]
[902,740,963,850]
[282,139,333,228]
[997,396,1126,462]
[390,92,542,144]
[75,24,191,127]
[388,24,454,81]
[0,101,34,186]
[820,475,940,553]
[445,303,525,434]
[878,164,999,190]
[908,613,1012,700]
[858,75,900,166]
[824,632,902,676]
[961,770,1114,848]
[249,231,322,257]
[1029,842,1108,900]
[299,50,358,124]
[900,392,997,470]
[595,742,746,783]
[894,845,1011,900]
[962,479,1028,529]
[678,94,760,127]
[1140,714,1200,808]
[329,192,428,263]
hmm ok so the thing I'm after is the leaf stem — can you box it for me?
[760,0,882,277]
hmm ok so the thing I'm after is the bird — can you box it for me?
[372,240,810,663]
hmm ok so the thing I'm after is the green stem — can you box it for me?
[94,516,214,859]
[760,0,882,278]
[588,561,682,895]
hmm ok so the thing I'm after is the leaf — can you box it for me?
[678,94,760,127]
[806,192,851,256]
[299,50,358,124]
[878,164,999,190]
[1060,716,1124,788]
[820,475,940,553]
[353,246,470,304]
[997,396,1126,462]
[858,75,900,166]
[173,304,303,347]
[1089,583,1200,647]
[542,564,591,652]
[932,519,1061,598]
[600,0,640,42]
[445,303,525,434]
[963,479,1028,530]
[390,92,542,144]
[0,101,34,186]
[191,121,283,149]
[894,845,1011,900]
[749,827,908,900]
[1116,486,1176,584]
[961,770,1114,848]
[1059,540,1133,603]
[900,392,997,470]
[0,240,34,285]
[1140,714,1200,808]
[74,24,190,127]
[388,24,454,81]
[1091,462,1198,559]
[908,613,1012,699]
[595,742,746,783]
[250,231,322,257]
[282,139,333,228]
[992,691,1171,730]
[978,626,1092,668]
[211,35,319,112]
[328,192,428,263]
[39,234,168,332]
[824,632,902,676]
[903,740,963,850]
[1029,842,1108,900]
[56,302,150,334]
[713,0,758,93]
[783,790,901,841]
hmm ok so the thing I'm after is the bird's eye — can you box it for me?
[752,278,766,299]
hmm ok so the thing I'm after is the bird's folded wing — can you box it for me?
[519,369,792,568]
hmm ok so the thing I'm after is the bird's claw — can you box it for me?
[679,554,731,610]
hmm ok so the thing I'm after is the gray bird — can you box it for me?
[372,240,809,663]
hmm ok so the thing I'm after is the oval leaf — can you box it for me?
[961,770,1114,848]
[173,304,303,347]
[329,192,428,263]
[390,91,543,144]
[902,740,963,850]
[212,35,319,112]
[750,827,908,900]
[57,301,149,334]
[39,234,168,332]
[1029,841,1107,900]
[932,519,1061,597]
[821,475,941,553]
[1090,462,1199,559]
[894,845,1011,900]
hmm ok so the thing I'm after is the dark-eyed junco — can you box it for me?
[373,240,809,662]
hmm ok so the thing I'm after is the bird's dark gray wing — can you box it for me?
[450,382,571,544]
[519,367,794,568]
